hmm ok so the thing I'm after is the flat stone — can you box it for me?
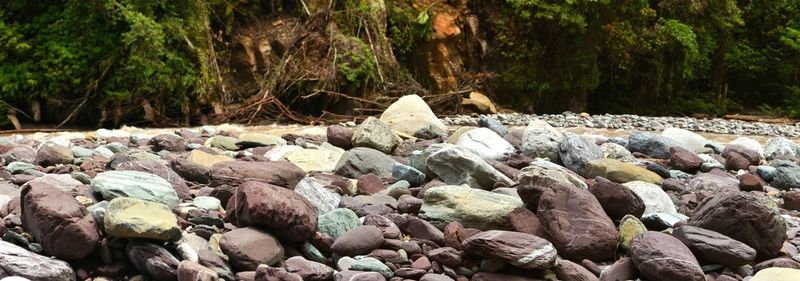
[226,181,317,242]
[219,227,284,271]
[318,208,361,239]
[236,133,286,147]
[331,225,385,257]
[426,146,513,190]
[0,241,75,281]
[456,128,515,161]
[104,197,181,241]
[589,177,645,220]
[295,177,341,215]
[334,147,397,179]
[91,170,179,207]
[622,181,677,216]
[286,148,340,173]
[672,225,756,266]
[584,159,662,184]
[209,160,305,189]
[462,230,557,270]
[420,185,523,230]
[188,150,232,168]
[629,231,704,281]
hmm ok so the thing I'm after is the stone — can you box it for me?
[629,231,704,281]
[0,241,76,281]
[331,225,385,256]
[334,147,397,178]
[219,227,284,271]
[589,177,645,220]
[618,215,646,250]
[149,134,186,152]
[126,241,181,281]
[729,137,764,158]
[116,159,192,199]
[207,136,239,151]
[363,214,402,239]
[171,158,211,183]
[284,256,334,281]
[771,160,800,190]
[226,181,317,242]
[420,274,454,281]
[628,131,684,159]
[104,197,181,241]
[25,173,82,192]
[686,171,739,193]
[318,208,361,239]
[350,257,393,278]
[765,137,800,160]
[188,150,232,168]
[462,91,498,113]
[537,182,617,261]
[739,173,765,191]
[395,216,444,245]
[622,181,677,216]
[584,159,662,184]
[751,268,800,281]
[392,163,425,186]
[426,146,513,190]
[688,192,786,260]
[641,212,687,230]
[420,185,523,230]
[1,146,35,164]
[379,94,446,138]
[193,196,221,211]
[601,142,637,162]
[661,128,710,153]
[598,258,636,281]
[669,146,703,172]
[758,165,778,181]
[209,160,305,189]
[723,144,760,170]
[334,270,386,281]
[34,142,74,167]
[507,207,547,238]
[558,133,603,176]
[357,174,385,195]
[91,170,179,207]
[327,125,355,149]
[351,117,398,154]
[672,225,756,266]
[785,191,800,210]
[295,177,341,215]
[428,247,462,267]
[20,183,99,259]
[478,115,508,136]
[285,148,340,173]
[456,128,515,161]
[555,259,599,281]
[462,230,557,269]
[236,133,286,147]
[521,120,563,162]
[177,260,219,281]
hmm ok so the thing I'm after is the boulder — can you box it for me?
[116,159,191,199]
[209,160,305,189]
[126,240,181,281]
[331,225,385,257]
[91,170,179,207]
[669,146,703,172]
[226,181,318,242]
[294,177,341,215]
[558,133,603,176]
[583,159,662,184]
[765,137,800,160]
[688,192,786,260]
[34,142,74,167]
[589,177,645,220]
[104,197,181,241]
[672,225,756,266]
[327,125,355,149]
[729,137,764,158]
[455,128,515,161]
[622,181,677,216]
[537,182,617,261]
[426,146,513,190]
[0,241,76,281]
[629,231,704,281]
[521,120,563,162]
[722,144,760,170]
[219,227,284,271]
[379,94,446,138]
[462,230,557,269]
[628,131,684,159]
[21,183,100,259]
[420,185,523,230]
[771,160,800,190]
[149,134,186,152]
[351,117,398,154]
[661,128,710,153]
[334,147,397,178]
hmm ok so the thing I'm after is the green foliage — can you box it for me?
[335,36,377,88]
[386,0,431,63]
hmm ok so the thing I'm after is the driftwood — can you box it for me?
[723,114,796,124]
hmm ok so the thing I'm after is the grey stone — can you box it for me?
[426,146,513,190]
[295,177,341,215]
[628,131,684,159]
[521,120,563,162]
[334,147,397,178]
[318,208,361,239]
[352,117,398,154]
[455,128,516,161]
[0,241,76,281]
[420,185,523,230]
[558,132,603,176]
[765,137,800,160]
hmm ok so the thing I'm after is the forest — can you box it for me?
[0,0,798,128]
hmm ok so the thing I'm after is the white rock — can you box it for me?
[521,120,563,161]
[623,181,678,216]
[264,145,304,161]
[380,94,446,137]
[661,128,710,153]
[456,128,516,161]
[729,137,764,158]
[295,177,341,215]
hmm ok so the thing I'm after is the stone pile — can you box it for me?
[0,94,799,281]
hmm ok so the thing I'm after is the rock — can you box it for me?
[688,192,786,260]
[455,128,515,161]
[91,170,179,207]
[729,137,764,158]
[379,94,446,138]
[420,185,523,230]
[750,268,800,281]
[20,183,99,259]
[723,144,760,170]
[628,131,684,159]
[686,171,739,193]
[478,115,508,136]
[219,227,284,271]
[207,136,239,151]
[462,230,557,269]
[116,159,191,199]
[285,256,334,281]
[193,196,221,211]
[461,91,498,114]
[1,146,35,164]
[629,231,704,281]
[758,165,777,181]
[25,173,82,193]
[395,216,444,245]
[601,142,637,162]
[104,197,181,241]
[236,133,286,148]
[471,273,539,281]
[537,182,617,261]
[765,137,800,160]
[350,257,393,278]
[318,208,361,240]
[226,181,317,242]
[149,134,186,152]
[661,128,709,153]
[739,173,765,191]
[618,215,646,250]
[558,133,603,176]
[668,146,703,172]
[584,159,662,184]
[285,148,340,173]
[521,120,563,162]
[351,117,398,154]
[357,174,385,195]
[209,160,305,189]
[426,146,513,190]
[0,241,76,281]
[555,259,599,281]
[334,147,397,178]
[419,274,454,281]
[392,163,425,186]
[126,240,181,281]
[785,191,800,210]
[598,258,636,281]
[34,142,74,167]
[771,160,800,189]
[672,225,756,266]
[589,178,646,220]
[188,150,232,168]
[331,225,385,256]
[171,158,211,183]
[334,270,386,281]
[295,177,341,215]
[427,247,462,267]
[327,125,355,149]
[622,181,677,216]
[177,260,219,281]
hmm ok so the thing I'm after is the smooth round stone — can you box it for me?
[104,197,181,241]
[751,267,800,281]
[318,208,361,239]
[193,196,221,211]
[91,171,179,208]
[350,257,394,278]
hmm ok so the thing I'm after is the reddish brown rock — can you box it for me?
[226,181,318,242]
[555,259,599,281]
[427,247,462,267]
[127,241,181,281]
[284,256,334,281]
[34,142,73,167]
[507,207,548,238]
[672,225,756,266]
[357,174,385,195]
[588,177,646,221]
[599,258,637,281]
[754,257,800,272]
[327,125,354,150]
[669,146,703,172]
[471,273,540,281]
[255,265,303,281]
[462,230,557,270]
[210,161,305,189]
[739,173,765,191]
[331,225,385,256]
[629,231,704,281]
[219,227,284,271]
[150,134,187,152]
[21,183,99,259]
[785,191,800,211]
[537,182,617,261]
[177,260,219,281]
[722,145,760,171]
[395,216,444,245]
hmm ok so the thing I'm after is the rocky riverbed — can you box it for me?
[2,94,800,281]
